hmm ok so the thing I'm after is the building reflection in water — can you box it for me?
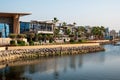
[0,64,10,80]
[53,57,59,79]
[70,55,76,70]
[78,55,83,68]
[0,52,105,80]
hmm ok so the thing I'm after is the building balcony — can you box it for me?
[37,31,53,34]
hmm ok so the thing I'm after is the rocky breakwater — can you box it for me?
[0,45,105,64]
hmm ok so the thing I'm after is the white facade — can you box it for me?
[30,20,54,34]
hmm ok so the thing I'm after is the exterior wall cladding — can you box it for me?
[20,21,54,34]
[0,23,9,38]
[31,21,54,34]
[20,22,30,33]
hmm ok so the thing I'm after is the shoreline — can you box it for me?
[0,43,105,65]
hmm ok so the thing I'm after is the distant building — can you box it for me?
[110,30,118,39]
[119,30,120,37]
[85,26,92,39]
[104,28,110,39]
[58,24,75,35]
[30,20,54,34]
[85,26,91,33]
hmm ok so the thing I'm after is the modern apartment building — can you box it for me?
[20,21,30,33]
[0,12,30,35]
[30,20,54,34]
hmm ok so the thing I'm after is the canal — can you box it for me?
[0,44,120,80]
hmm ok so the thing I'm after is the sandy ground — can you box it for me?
[8,43,100,50]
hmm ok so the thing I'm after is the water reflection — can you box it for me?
[0,45,115,80]
[0,64,10,80]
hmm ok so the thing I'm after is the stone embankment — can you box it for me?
[0,44,105,64]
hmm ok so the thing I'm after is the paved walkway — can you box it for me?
[8,43,100,50]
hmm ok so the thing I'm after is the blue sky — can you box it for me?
[0,0,120,31]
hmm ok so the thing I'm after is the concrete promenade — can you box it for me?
[8,43,100,50]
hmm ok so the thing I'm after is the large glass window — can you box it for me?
[20,22,30,33]
[0,23,9,38]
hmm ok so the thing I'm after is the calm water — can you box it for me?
[0,44,120,80]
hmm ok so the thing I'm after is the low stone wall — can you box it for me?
[0,47,5,51]
[0,38,11,46]
[0,45,105,64]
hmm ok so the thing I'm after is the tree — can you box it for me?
[52,17,59,37]
[73,22,76,26]
[48,35,54,43]
[42,34,49,43]
[34,34,39,42]
[52,17,59,29]
[77,26,87,39]
[65,29,71,35]
[91,26,105,40]
[52,17,59,24]
[62,22,67,26]
[38,33,42,40]
[54,28,60,38]
[100,26,106,39]
[27,33,35,41]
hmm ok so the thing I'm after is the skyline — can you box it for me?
[0,0,120,31]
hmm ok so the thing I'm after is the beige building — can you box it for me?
[110,30,118,38]
[0,12,31,34]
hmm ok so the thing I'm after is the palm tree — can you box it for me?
[73,22,76,26]
[77,26,86,39]
[52,17,59,37]
[52,17,59,29]
[91,26,105,40]
[52,17,59,24]
[48,35,54,43]
[100,26,106,39]
[72,22,77,34]
[54,28,60,39]
[62,22,67,26]
[65,29,71,35]
[91,27,98,39]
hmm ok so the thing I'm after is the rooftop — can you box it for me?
[31,20,54,24]
[0,12,31,17]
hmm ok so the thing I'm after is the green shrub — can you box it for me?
[70,39,75,43]
[82,39,87,43]
[9,34,17,39]
[29,41,34,45]
[17,40,25,46]
[49,39,53,43]
[64,39,66,42]
[78,39,82,43]
[78,39,87,43]
[10,40,16,46]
